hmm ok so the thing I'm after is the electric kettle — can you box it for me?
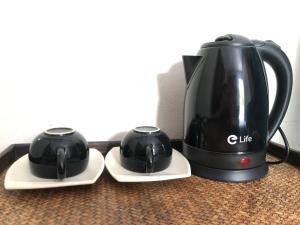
[182,34,293,182]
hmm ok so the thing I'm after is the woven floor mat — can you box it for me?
[1,160,300,225]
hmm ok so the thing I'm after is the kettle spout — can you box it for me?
[182,55,202,84]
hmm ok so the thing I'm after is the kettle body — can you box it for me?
[182,35,292,182]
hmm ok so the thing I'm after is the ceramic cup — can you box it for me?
[29,127,89,179]
[120,126,172,173]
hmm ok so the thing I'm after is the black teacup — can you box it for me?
[29,128,89,179]
[120,126,172,173]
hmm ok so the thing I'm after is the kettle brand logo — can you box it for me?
[227,135,252,145]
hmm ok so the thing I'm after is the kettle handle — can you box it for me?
[255,40,293,141]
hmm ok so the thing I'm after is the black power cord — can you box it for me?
[267,126,290,164]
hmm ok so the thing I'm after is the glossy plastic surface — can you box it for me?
[29,129,89,179]
[184,45,269,153]
[120,128,172,173]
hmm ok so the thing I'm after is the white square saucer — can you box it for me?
[4,148,104,190]
[105,147,191,182]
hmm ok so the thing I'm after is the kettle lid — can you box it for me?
[202,34,255,48]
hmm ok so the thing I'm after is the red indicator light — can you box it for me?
[239,157,251,167]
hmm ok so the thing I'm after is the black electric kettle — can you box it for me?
[182,34,293,182]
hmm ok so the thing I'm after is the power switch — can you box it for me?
[239,157,251,167]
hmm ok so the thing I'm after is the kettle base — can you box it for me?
[189,161,268,182]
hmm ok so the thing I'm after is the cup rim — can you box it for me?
[44,127,75,136]
[133,126,160,134]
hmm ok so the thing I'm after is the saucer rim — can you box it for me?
[4,148,104,190]
[105,147,191,182]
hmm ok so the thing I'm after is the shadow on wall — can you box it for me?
[272,37,300,149]
[108,61,186,142]
[156,62,186,139]
[288,37,300,121]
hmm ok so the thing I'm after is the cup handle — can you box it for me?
[146,145,154,173]
[57,147,67,179]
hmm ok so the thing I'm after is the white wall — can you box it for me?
[0,0,299,152]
